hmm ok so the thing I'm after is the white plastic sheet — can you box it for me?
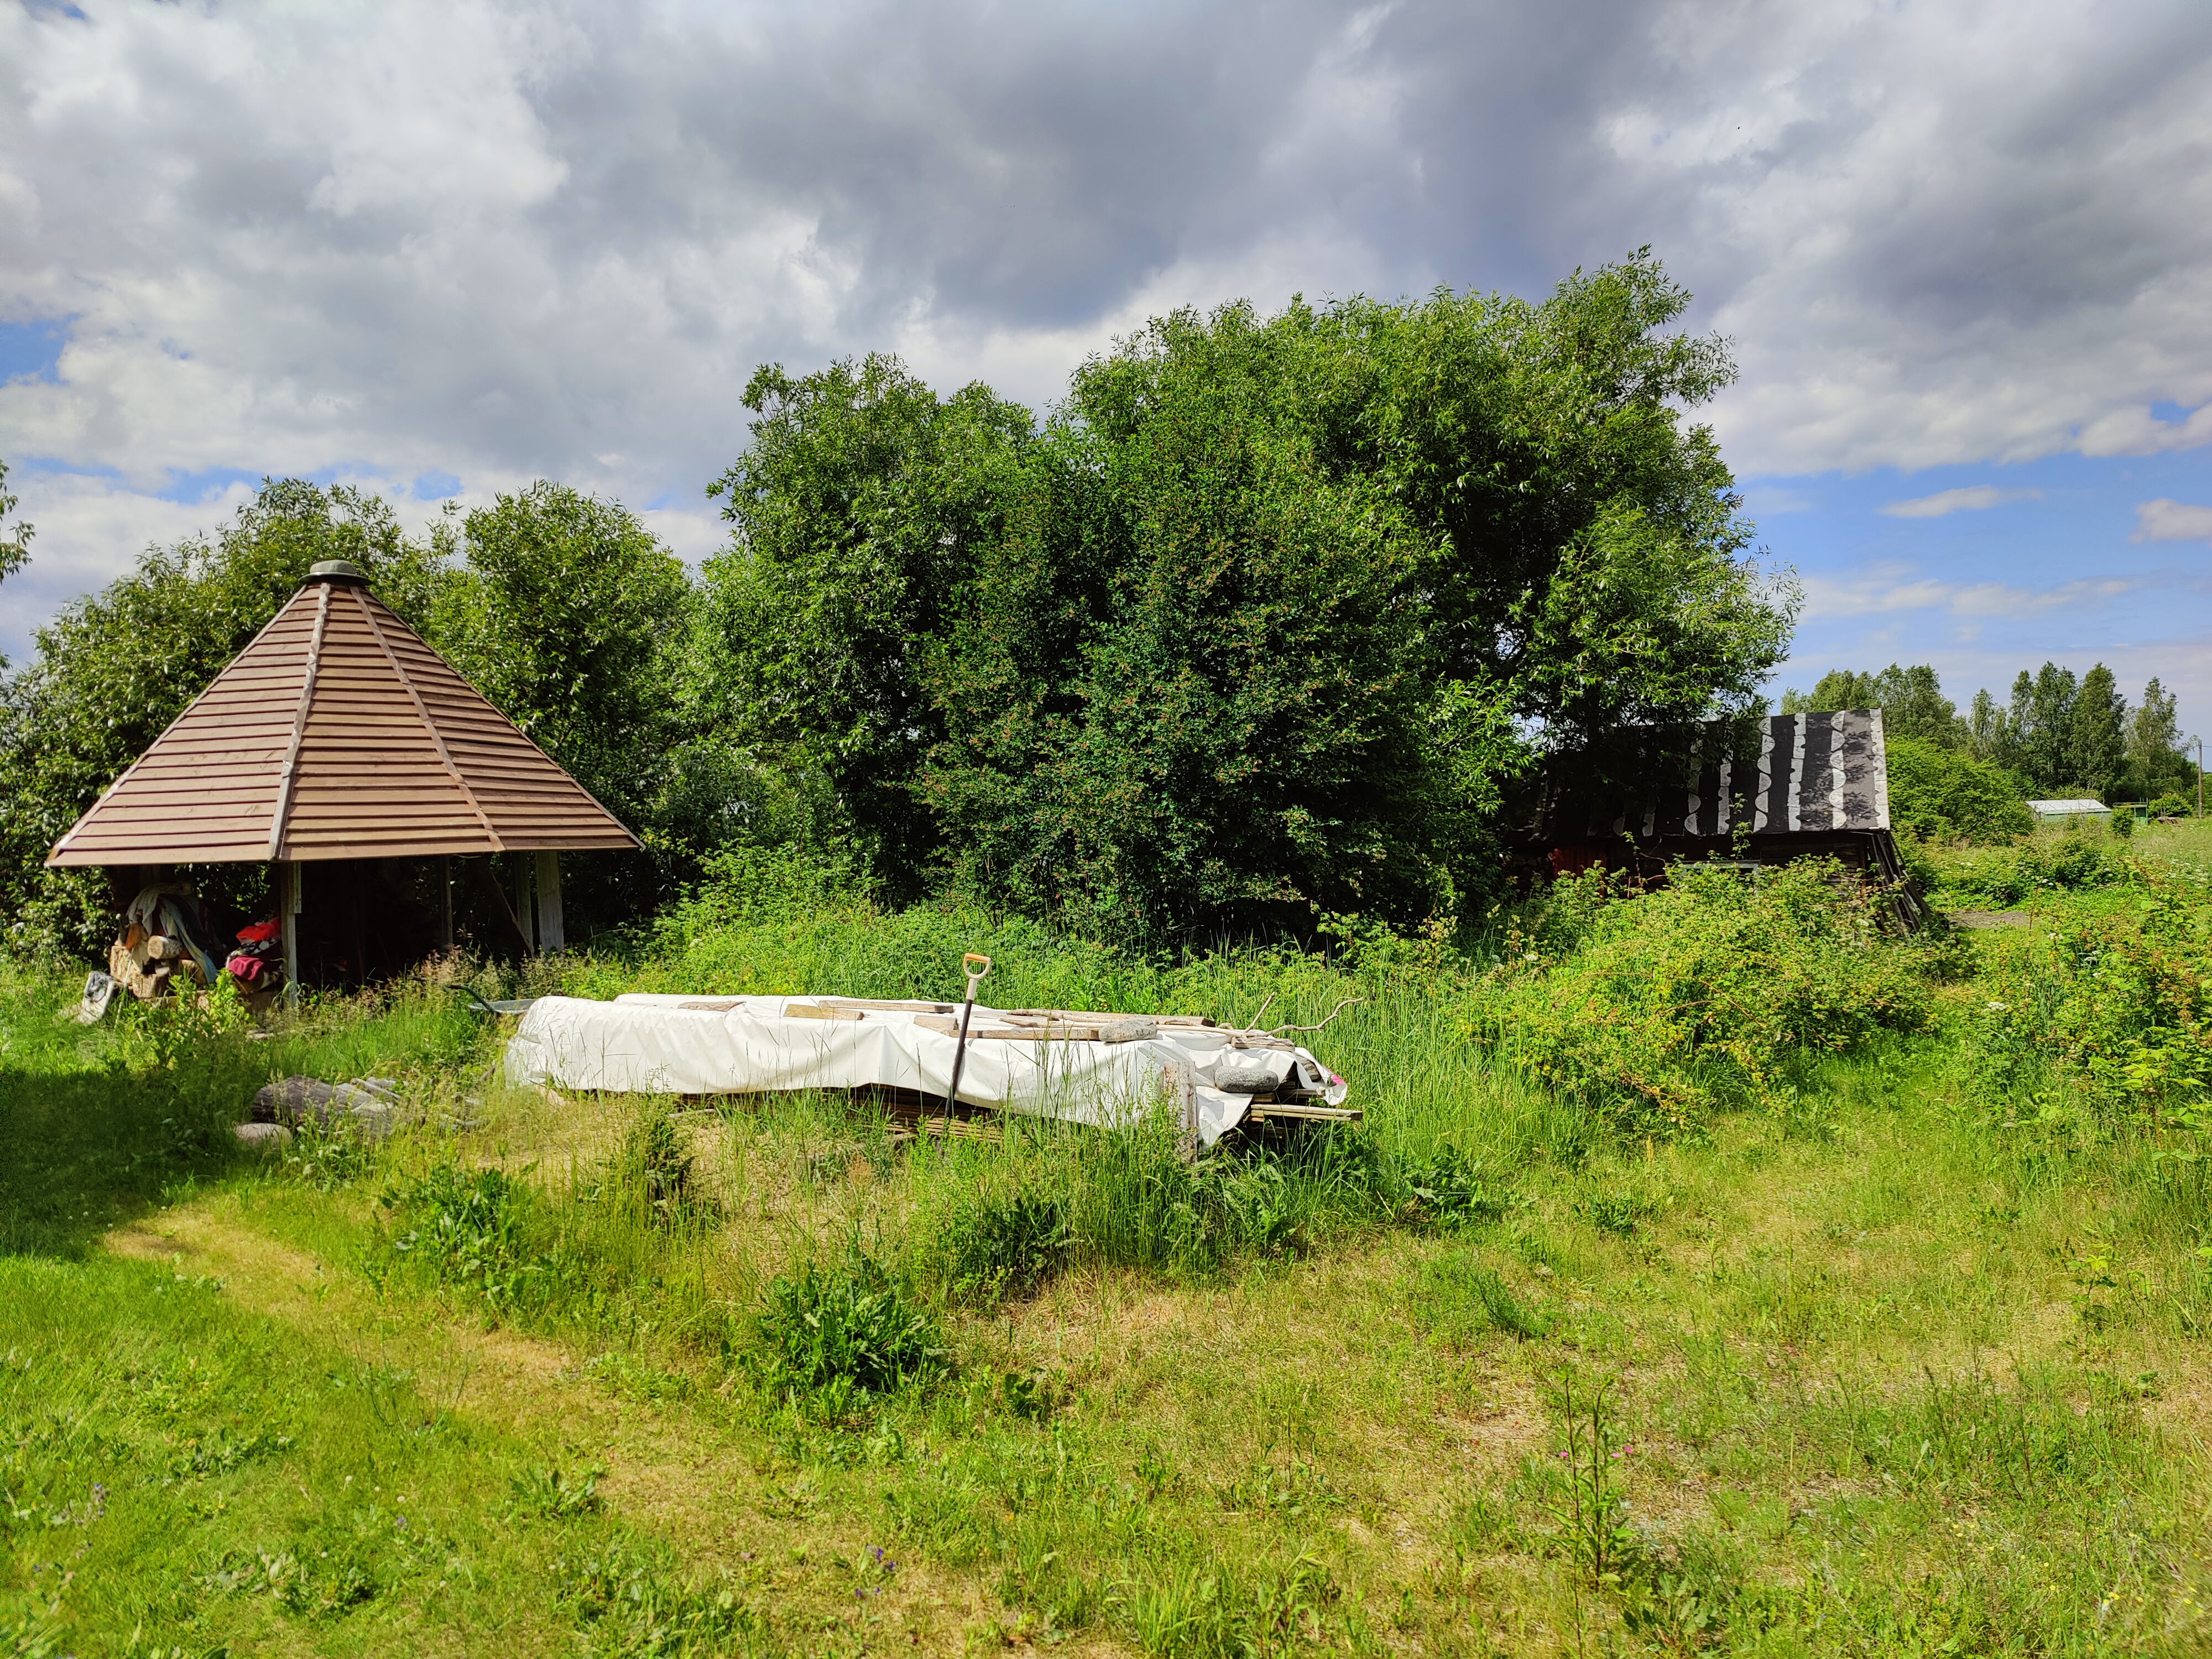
[503,994,1348,1147]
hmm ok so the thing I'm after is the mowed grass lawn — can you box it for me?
[6,828,2212,1656]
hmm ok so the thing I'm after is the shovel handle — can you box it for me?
[945,954,994,1114]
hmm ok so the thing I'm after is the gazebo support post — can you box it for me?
[440,855,453,950]
[513,855,536,954]
[279,860,301,1008]
[534,851,564,953]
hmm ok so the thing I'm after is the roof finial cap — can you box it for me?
[306,559,368,583]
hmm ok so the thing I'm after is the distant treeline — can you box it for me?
[1,254,1802,955]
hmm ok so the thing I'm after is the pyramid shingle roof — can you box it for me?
[46,563,640,867]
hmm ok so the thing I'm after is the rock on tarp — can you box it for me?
[503,994,1349,1147]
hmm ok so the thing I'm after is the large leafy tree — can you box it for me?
[2006,664,2079,790]
[425,482,706,919]
[1983,661,2131,796]
[922,298,1484,936]
[702,358,1039,896]
[430,484,690,821]
[1342,253,1793,737]
[2121,676,2194,801]
[708,254,1794,940]
[1790,663,1964,747]
[2067,664,2126,799]
[0,458,32,654]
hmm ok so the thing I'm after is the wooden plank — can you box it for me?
[286,787,478,807]
[912,1017,1117,1041]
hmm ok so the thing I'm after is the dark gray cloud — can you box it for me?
[3,0,2211,652]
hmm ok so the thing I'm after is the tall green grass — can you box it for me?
[15,830,2212,1653]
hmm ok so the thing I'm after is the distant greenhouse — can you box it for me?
[2026,799,2114,822]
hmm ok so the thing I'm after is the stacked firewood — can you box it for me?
[107,924,206,1001]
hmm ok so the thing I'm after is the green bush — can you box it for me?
[1582,1188,1655,1237]
[1468,1266,1551,1341]
[748,1248,948,1407]
[1964,886,2212,1119]
[1411,1251,1552,1345]
[1886,734,2034,844]
[556,1538,772,1656]
[1932,837,2135,908]
[607,1104,700,1229]
[1470,861,1936,1132]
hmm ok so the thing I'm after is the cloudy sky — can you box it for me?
[4,0,2210,734]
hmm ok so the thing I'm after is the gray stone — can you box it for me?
[233,1121,294,1150]
[252,1076,400,1140]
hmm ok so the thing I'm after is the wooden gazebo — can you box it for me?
[46,559,639,989]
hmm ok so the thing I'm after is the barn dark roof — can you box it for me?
[46,561,640,867]
[1546,710,1890,843]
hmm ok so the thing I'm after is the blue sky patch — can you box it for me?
[1751,446,2212,711]
[0,320,69,385]
[155,465,263,504]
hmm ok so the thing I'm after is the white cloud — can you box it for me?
[2,0,2211,649]
[2076,403,2212,457]
[1949,578,2131,620]
[638,505,729,568]
[1880,486,2040,518]
[0,471,258,662]
[1608,4,2212,475]
[2133,498,2212,544]
[1799,572,1957,619]
[1741,484,1811,516]
[1801,568,2132,623]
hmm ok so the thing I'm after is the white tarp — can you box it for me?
[503,994,1348,1147]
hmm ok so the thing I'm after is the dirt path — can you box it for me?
[102,1204,1035,1651]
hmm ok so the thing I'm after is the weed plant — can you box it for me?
[748,1248,948,1412]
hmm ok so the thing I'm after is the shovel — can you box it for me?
[941,952,993,1125]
